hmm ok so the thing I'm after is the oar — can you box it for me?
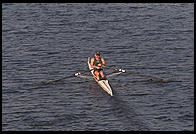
[47,70,92,83]
[24,69,94,87]
[103,65,168,82]
[48,75,75,83]
[103,65,126,72]
[23,74,75,86]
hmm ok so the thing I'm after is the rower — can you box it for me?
[90,52,106,80]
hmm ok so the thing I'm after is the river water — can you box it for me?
[2,3,194,131]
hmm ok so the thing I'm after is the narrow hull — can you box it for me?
[88,57,113,96]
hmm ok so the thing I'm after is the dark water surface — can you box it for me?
[2,3,194,131]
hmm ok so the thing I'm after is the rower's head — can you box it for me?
[95,51,100,58]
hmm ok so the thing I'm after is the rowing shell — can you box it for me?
[88,57,113,96]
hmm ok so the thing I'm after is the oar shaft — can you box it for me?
[103,65,165,82]
[103,65,126,72]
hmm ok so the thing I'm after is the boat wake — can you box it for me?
[109,96,151,130]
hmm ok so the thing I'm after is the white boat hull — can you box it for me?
[88,57,113,96]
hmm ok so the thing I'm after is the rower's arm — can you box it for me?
[101,58,106,66]
[90,58,97,69]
